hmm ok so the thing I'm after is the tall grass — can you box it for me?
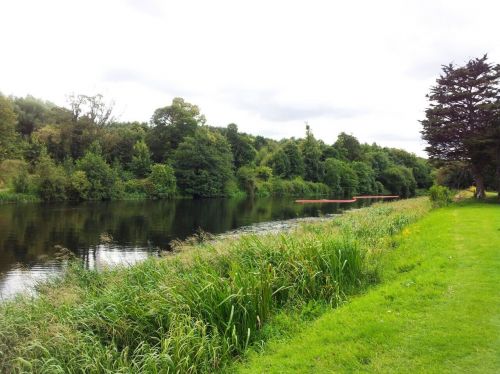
[0,197,430,373]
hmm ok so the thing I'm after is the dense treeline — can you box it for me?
[0,94,432,201]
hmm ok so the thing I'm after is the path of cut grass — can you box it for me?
[237,200,500,373]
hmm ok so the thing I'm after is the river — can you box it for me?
[0,197,375,298]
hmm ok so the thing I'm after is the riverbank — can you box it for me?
[0,197,429,372]
[236,196,500,373]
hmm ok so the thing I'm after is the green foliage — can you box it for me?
[174,127,234,197]
[267,148,290,178]
[147,97,204,162]
[76,144,120,200]
[0,190,39,203]
[0,159,28,188]
[256,177,330,197]
[145,164,176,199]
[428,185,453,207]
[130,140,152,178]
[226,123,257,168]
[379,165,416,198]
[422,55,500,198]
[323,158,359,197]
[237,166,257,195]
[0,94,19,161]
[12,95,52,136]
[301,126,323,182]
[35,152,67,201]
[255,166,272,181]
[282,141,304,178]
[334,132,362,161]
[12,168,36,194]
[351,161,377,195]
[0,92,434,201]
[67,170,91,200]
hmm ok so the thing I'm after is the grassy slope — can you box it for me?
[238,200,500,373]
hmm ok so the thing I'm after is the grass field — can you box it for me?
[236,197,500,373]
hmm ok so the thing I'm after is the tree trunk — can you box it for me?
[471,164,486,199]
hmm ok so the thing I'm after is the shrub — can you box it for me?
[76,146,119,200]
[66,171,91,200]
[145,164,176,199]
[255,166,272,181]
[13,168,36,194]
[124,178,146,194]
[0,159,28,187]
[36,155,67,201]
[429,185,453,207]
[236,166,256,195]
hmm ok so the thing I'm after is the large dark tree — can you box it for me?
[173,127,234,197]
[421,55,500,198]
[147,98,205,162]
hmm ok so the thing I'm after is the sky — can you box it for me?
[1,0,499,156]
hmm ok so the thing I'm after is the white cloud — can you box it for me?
[2,0,499,156]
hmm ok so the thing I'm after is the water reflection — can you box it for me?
[0,197,373,297]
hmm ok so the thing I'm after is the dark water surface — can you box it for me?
[0,197,373,298]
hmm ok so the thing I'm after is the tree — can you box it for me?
[226,123,257,168]
[173,127,234,197]
[352,161,377,194]
[0,94,18,161]
[323,158,359,196]
[365,150,391,179]
[12,95,52,137]
[130,140,152,177]
[301,125,323,182]
[145,164,176,199]
[282,141,304,178]
[379,166,416,198]
[76,143,119,200]
[334,132,362,161]
[67,94,114,126]
[267,148,290,178]
[421,55,500,198]
[147,97,205,162]
[35,150,67,201]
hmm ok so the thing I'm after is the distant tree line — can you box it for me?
[0,94,432,201]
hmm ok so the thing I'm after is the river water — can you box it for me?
[0,197,374,298]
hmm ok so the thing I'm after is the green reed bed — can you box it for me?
[0,190,40,204]
[0,198,430,373]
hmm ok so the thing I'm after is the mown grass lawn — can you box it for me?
[237,198,500,373]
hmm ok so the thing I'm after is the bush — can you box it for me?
[13,169,36,194]
[124,178,146,194]
[145,164,176,199]
[255,166,272,181]
[0,159,28,188]
[236,166,256,195]
[255,177,329,197]
[429,185,453,207]
[66,171,91,200]
[76,146,119,200]
[36,155,67,201]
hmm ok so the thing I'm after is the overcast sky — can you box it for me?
[1,0,499,155]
